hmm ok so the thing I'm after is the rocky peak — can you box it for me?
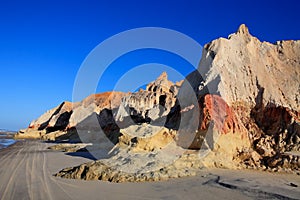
[227,24,252,42]
[146,72,174,93]
[117,72,178,123]
[236,24,250,35]
[157,71,168,80]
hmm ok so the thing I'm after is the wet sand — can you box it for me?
[0,140,299,200]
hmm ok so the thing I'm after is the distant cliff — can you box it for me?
[15,72,179,141]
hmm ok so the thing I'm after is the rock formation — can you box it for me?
[193,24,300,171]
[16,24,300,182]
[115,72,178,124]
[15,73,178,141]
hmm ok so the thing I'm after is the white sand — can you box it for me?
[0,140,299,200]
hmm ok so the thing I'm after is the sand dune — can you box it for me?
[0,140,299,200]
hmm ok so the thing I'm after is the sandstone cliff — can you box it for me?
[194,24,300,171]
[15,73,178,141]
[16,24,300,182]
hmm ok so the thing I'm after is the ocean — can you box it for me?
[0,132,16,150]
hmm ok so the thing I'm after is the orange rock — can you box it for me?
[199,94,246,135]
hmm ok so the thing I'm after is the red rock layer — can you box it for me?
[199,94,246,135]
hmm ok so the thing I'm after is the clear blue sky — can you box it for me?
[0,0,299,131]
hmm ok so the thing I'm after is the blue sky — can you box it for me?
[0,0,299,130]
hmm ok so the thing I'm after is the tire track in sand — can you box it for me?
[0,141,28,199]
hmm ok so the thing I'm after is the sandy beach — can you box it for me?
[0,140,299,200]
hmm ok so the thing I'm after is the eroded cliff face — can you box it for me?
[15,73,179,141]
[193,24,300,171]
[115,72,178,125]
[16,24,300,182]
[198,24,300,110]
[15,92,126,140]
